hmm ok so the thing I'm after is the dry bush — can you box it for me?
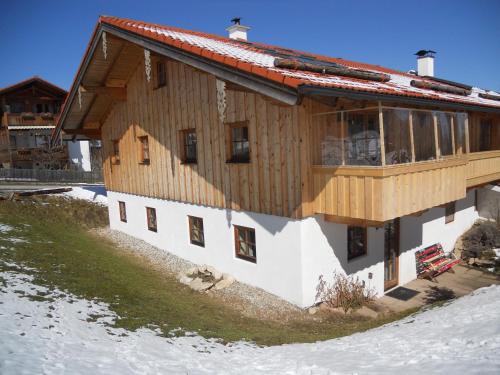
[315,272,376,314]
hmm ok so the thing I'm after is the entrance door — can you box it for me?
[384,219,399,291]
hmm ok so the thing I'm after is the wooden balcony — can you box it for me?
[312,158,468,223]
[466,150,500,188]
[2,112,56,127]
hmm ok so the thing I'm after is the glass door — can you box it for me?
[384,219,399,291]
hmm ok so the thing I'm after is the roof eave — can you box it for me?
[298,85,500,114]
[53,22,300,145]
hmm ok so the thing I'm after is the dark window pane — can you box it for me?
[437,112,453,156]
[347,226,367,260]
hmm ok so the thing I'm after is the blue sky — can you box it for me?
[1,0,499,92]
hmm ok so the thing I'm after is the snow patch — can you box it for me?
[1,265,500,374]
[0,224,14,233]
[62,186,108,206]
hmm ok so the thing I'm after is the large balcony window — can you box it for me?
[313,105,472,166]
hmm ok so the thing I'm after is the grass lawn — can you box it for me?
[0,196,416,346]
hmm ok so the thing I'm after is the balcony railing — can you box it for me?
[2,112,56,127]
[311,104,500,223]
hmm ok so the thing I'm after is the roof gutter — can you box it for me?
[298,85,500,114]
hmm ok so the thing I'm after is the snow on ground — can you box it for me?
[1,265,499,374]
[62,185,108,206]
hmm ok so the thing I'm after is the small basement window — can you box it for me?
[226,121,250,163]
[119,201,127,222]
[234,225,256,263]
[347,226,367,261]
[156,60,167,88]
[138,136,150,164]
[112,140,120,164]
[180,129,197,164]
[146,207,157,232]
[188,216,204,247]
[445,202,455,224]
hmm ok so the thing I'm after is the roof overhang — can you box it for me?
[298,85,500,114]
[53,22,299,144]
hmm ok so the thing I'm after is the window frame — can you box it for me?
[179,128,197,164]
[138,135,150,165]
[347,226,367,261]
[119,201,127,223]
[188,216,205,247]
[226,121,250,163]
[234,225,256,263]
[146,207,157,232]
[445,202,455,224]
[112,140,120,164]
[155,60,167,88]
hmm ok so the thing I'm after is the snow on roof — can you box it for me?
[8,125,55,130]
[99,16,500,110]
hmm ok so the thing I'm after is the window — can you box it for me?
[347,226,367,261]
[234,225,256,263]
[138,136,150,164]
[227,122,250,163]
[112,140,120,164]
[383,109,412,165]
[146,207,157,232]
[119,201,127,222]
[436,112,453,157]
[453,113,467,155]
[188,216,204,247]
[156,60,167,88]
[180,129,197,163]
[445,202,455,224]
[345,110,381,166]
[412,111,436,162]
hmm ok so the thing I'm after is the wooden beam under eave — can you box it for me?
[324,214,385,228]
[81,85,127,101]
[63,128,102,139]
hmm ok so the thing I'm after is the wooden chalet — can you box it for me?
[55,16,500,306]
[0,77,67,169]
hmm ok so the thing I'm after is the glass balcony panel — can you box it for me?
[436,112,453,157]
[412,111,436,162]
[344,110,381,166]
[383,109,412,165]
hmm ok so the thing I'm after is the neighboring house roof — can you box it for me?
[97,16,500,110]
[0,76,67,97]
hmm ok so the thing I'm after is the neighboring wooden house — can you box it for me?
[54,16,500,307]
[0,76,67,169]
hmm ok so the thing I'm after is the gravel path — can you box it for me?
[91,227,305,321]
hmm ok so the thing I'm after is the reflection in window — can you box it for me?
[383,109,412,165]
[436,112,453,157]
[413,111,436,162]
[345,110,381,166]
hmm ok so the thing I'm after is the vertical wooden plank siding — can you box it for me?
[100,60,305,218]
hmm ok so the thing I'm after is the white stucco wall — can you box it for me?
[107,189,480,308]
[108,191,305,306]
[67,141,91,171]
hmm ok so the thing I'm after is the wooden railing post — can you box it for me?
[378,102,386,166]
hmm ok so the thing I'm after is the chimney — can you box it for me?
[415,50,436,77]
[226,17,250,41]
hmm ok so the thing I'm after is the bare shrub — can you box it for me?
[315,272,376,314]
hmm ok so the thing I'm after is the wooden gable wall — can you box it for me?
[101,58,313,219]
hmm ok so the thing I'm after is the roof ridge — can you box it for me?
[0,76,67,95]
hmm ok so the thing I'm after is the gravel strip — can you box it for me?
[91,227,305,321]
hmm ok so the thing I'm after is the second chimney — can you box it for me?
[227,17,250,41]
[415,50,436,77]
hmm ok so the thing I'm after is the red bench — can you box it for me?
[415,244,460,280]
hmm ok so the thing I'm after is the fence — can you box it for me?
[0,168,103,184]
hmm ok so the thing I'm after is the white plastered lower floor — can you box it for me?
[107,189,479,307]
